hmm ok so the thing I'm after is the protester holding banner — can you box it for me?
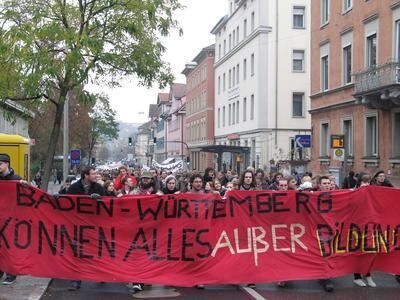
[161,175,180,195]
[372,170,394,187]
[318,176,335,292]
[104,180,117,196]
[239,170,257,191]
[269,172,283,190]
[0,153,20,285]
[353,174,377,288]
[67,166,104,291]
[189,173,204,194]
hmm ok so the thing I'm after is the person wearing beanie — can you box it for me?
[0,153,21,285]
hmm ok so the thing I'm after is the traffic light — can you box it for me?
[91,157,96,165]
[153,137,157,144]
[128,137,132,146]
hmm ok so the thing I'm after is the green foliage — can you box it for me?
[89,93,119,143]
[0,0,181,103]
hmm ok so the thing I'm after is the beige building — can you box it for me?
[310,0,400,181]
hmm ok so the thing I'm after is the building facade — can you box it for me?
[155,93,170,162]
[135,121,151,167]
[0,100,33,138]
[166,83,187,160]
[310,0,400,180]
[212,0,311,172]
[183,45,216,172]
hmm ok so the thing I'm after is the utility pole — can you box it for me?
[63,93,69,183]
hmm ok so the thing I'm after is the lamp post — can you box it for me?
[62,93,69,182]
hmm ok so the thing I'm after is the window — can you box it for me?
[293,50,305,72]
[236,26,240,44]
[321,0,329,25]
[218,108,221,128]
[229,34,232,50]
[321,55,329,91]
[233,30,236,47]
[343,45,352,84]
[292,93,304,117]
[293,7,305,29]
[343,119,353,156]
[233,67,236,87]
[229,70,232,89]
[243,97,247,121]
[251,12,255,31]
[218,44,221,59]
[320,122,329,157]
[251,54,255,76]
[243,59,247,80]
[365,115,378,157]
[223,40,226,55]
[393,112,400,157]
[250,95,255,120]
[396,20,400,61]
[236,100,240,124]
[223,106,226,127]
[232,103,236,125]
[218,76,221,94]
[243,19,247,38]
[223,73,226,91]
[236,64,240,84]
[343,0,352,12]
[367,34,377,68]
[228,104,232,125]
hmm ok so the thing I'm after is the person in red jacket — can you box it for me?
[114,166,137,191]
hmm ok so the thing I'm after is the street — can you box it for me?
[42,273,400,300]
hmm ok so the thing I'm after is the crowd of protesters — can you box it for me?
[52,163,399,293]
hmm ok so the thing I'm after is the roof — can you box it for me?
[210,15,229,34]
[0,100,35,118]
[157,93,169,104]
[182,44,215,76]
[170,83,186,99]
[137,121,151,134]
[0,134,30,144]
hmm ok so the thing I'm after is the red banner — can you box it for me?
[0,181,400,286]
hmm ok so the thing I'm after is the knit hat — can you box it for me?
[0,154,10,163]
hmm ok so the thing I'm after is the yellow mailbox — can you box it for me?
[0,134,30,180]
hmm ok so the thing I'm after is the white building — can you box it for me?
[212,0,311,171]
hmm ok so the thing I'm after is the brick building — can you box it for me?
[182,45,216,172]
[310,0,400,181]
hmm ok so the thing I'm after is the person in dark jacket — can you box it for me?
[342,171,357,189]
[0,153,21,285]
[67,166,104,291]
[371,170,394,187]
[58,177,73,194]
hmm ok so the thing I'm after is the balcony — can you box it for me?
[354,61,400,109]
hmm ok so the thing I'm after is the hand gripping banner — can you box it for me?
[0,181,400,286]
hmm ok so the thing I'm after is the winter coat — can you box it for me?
[0,168,22,181]
[67,179,104,196]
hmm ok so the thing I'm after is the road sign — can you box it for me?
[333,148,345,161]
[331,135,345,149]
[295,135,311,148]
[70,149,81,165]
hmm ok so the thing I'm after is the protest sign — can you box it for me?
[0,182,399,285]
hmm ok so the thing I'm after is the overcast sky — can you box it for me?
[88,0,227,124]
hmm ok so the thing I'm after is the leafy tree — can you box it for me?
[0,0,181,190]
[87,93,118,164]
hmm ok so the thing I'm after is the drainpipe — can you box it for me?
[274,0,279,146]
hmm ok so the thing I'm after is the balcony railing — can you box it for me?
[354,61,400,94]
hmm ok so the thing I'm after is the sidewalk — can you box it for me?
[0,183,61,300]
[0,276,51,300]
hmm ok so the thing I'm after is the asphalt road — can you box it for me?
[41,273,400,300]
